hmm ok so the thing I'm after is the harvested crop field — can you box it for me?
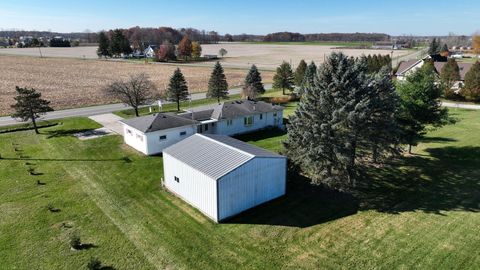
[201,43,414,69]
[0,55,272,115]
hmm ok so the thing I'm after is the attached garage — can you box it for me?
[163,134,287,222]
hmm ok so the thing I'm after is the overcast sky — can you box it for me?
[0,0,479,35]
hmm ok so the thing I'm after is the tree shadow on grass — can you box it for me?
[228,146,480,228]
[226,173,359,228]
[44,128,93,139]
[233,128,287,142]
[355,146,480,215]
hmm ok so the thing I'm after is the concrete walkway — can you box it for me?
[88,113,124,135]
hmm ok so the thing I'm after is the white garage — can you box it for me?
[163,133,287,222]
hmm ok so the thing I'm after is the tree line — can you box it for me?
[263,32,390,42]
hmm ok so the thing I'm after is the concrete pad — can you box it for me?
[88,113,124,135]
[74,127,113,140]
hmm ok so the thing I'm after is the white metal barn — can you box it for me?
[163,134,287,222]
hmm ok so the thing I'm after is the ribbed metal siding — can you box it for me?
[217,157,287,221]
[163,153,218,221]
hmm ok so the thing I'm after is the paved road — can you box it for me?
[0,84,273,127]
[441,101,480,110]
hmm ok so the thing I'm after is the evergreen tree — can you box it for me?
[428,38,441,55]
[397,64,449,153]
[110,29,131,57]
[11,87,54,134]
[440,58,461,98]
[207,62,229,103]
[178,35,192,61]
[297,61,317,97]
[463,61,480,102]
[166,68,189,111]
[191,41,202,59]
[294,59,307,86]
[273,61,294,95]
[97,32,111,58]
[285,53,370,188]
[366,66,401,163]
[243,64,264,97]
[440,43,449,56]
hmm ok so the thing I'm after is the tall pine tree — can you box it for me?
[273,61,294,95]
[285,53,368,188]
[440,58,461,98]
[97,32,111,58]
[428,38,441,55]
[11,87,54,134]
[463,61,480,102]
[166,68,189,111]
[397,64,449,153]
[294,59,307,86]
[207,62,229,103]
[243,64,264,98]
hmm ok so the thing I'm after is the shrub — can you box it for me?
[69,232,81,250]
[87,257,102,270]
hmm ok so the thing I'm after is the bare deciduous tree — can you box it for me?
[104,73,158,117]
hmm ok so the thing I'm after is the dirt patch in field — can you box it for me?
[0,55,272,115]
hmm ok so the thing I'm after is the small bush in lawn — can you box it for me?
[87,257,102,270]
[46,203,60,212]
[69,232,81,250]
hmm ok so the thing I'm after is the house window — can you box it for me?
[159,135,167,141]
[273,112,278,117]
[174,176,180,183]
[212,122,215,127]
[259,113,263,120]
[179,131,187,136]
[226,119,233,126]
[204,124,208,131]
[126,129,133,135]
[244,116,253,126]
[136,134,143,142]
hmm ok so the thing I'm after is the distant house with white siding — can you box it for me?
[121,100,284,155]
[163,133,287,222]
[143,45,158,58]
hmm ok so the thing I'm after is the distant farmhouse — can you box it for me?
[395,55,473,91]
[120,100,284,155]
[143,45,158,58]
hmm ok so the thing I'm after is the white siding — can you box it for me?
[215,111,283,136]
[217,157,286,221]
[123,125,148,155]
[144,125,196,155]
[163,153,218,221]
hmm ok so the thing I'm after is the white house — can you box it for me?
[163,134,287,222]
[121,100,284,155]
[178,99,284,136]
[143,45,158,58]
[120,113,197,155]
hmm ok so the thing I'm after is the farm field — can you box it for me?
[0,55,272,116]
[0,107,479,269]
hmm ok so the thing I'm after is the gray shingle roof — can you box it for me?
[177,109,215,121]
[395,59,420,76]
[183,100,284,121]
[120,113,197,133]
[163,134,284,179]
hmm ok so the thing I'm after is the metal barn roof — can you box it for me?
[163,134,284,179]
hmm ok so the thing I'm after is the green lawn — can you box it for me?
[1,109,479,269]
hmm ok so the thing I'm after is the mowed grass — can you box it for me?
[0,109,479,269]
